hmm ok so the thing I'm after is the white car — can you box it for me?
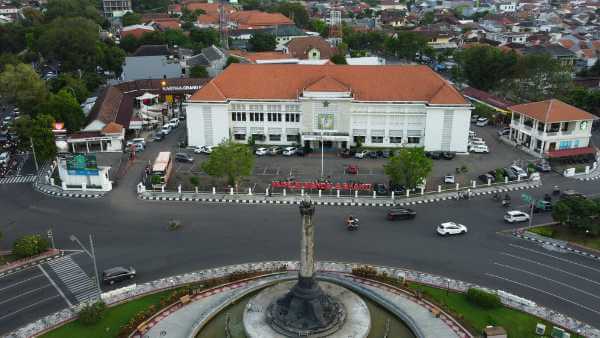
[468,130,476,138]
[437,222,468,236]
[504,210,530,223]
[161,124,172,135]
[469,144,489,153]
[470,136,484,143]
[283,147,297,156]
[194,145,213,154]
[476,117,489,126]
[469,139,486,146]
[354,150,368,159]
[255,147,268,156]
[443,175,455,184]
[169,118,180,128]
[510,165,528,179]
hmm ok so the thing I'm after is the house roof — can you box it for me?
[305,75,350,92]
[133,45,170,57]
[509,99,595,123]
[462,86,514,110]
[190,64,468,105]
[101,122,124,134]
[286,36,336,59]
[229,10,293,28]
[521,44,577,57]
[231,51,289,63]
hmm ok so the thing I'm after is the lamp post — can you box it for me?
[320,131,324,179]
[69,234,101,296]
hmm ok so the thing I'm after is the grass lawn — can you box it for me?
[0,254,18,265]
[41,291,170,338]
[529,225,600,251]
[408,284,583,338]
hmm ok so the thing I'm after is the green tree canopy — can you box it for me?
[454,45,518,91]
[0,63,48,114]
[121,12,142,26]
[119,35,140,53]
[248,31,276,52]
[552,197,600,235]
[309,19,328,37]
[384,31,431,61]
[190,65,208,78]
[45,0,104,24]
[225,56,240,68]
[273,2,309,28]
[98,42,126,77]
[201,140,255,186]
[14,114,57,161]
[384,148,433,189]
[0,23,27,54]
[35,90,85,132]
[330,54,347,64]
[48,74,90,103]
[0,53,21,72]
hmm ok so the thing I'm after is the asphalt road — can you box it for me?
[0,127,599,335]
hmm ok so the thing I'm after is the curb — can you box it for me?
[139,183,541,207]
[513,232,600,261]
[0,251,64,277]
[578,175,600,181]
[33,183,105,199]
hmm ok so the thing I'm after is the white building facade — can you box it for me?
[186,64,472,152]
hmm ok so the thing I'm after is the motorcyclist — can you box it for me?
[544,193,552,202]
[493,192,500,201]
[347,215,356,225]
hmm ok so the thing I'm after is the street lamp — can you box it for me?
[69,234,101,296]
[320,131,324,179]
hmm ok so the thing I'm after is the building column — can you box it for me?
[71,143,76,153]
[100,141,104,152]
[86,141,90,153]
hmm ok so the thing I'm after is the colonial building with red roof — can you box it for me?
[186,64,473,152]
[508,99,597,158]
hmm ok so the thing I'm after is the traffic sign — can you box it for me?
[521,193,533,204]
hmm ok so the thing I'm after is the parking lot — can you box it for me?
[161,123,538,195]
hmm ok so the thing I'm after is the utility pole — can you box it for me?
[30,136,39,172]
[320,132,324,179]
[70,234,102,296]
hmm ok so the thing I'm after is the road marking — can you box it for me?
[493,262,600,301]
[500,252,600,287]
[0,274,44,292]
[0,284,52,306]
[509,244,600,273]
[39,265,73,307]
[0,295,60,321]
[485,273,600,316]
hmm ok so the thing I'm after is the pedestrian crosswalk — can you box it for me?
[0,175,36,184]
[47,256,99,303]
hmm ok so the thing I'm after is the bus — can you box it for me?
[151,152,173,188]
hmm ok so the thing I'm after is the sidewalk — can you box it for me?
[139,180,541,207]
[32,162,106,199]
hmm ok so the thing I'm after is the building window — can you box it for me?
[269,134,281,141]
[407,137,420,144]
[234,134,246,140]
[286,134,299,142]
[232,112,236,121]
[235,112,246,121]
[371,136,384,143]
[390,137,402,144]
[252,134,265,141]
[249,113,254,122]
[285,113,300,122]
[267,113,279,122]
[353,136,365,144]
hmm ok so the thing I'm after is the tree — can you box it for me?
[12,234,49,258]
[248,31,277,52]
[36,90,85,132]
[454,45,518,91]
[330,54,347,64]
[189,28,220,48]
[421,11,435,24]
[0,23,27,54]
[201,139,255,186]
[384,148,433,189]
[552,197,600,235]
[119,35,140,53]
[15,114,57,161]
[0,53,21,72]
[121,12,142,26]
[274,2,310,28]
[561,87,600,116]
[384,31,430,61]
[45,0,104,24]
[163,29,192,48]
[132,0,169,12]
[309,19,328,37]
[98,42,126,77]
[225,56,240,68]
[48,74,90,103]
[0,63,48,114]
[190,65,208,78]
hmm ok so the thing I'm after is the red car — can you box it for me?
[345,165,358,175]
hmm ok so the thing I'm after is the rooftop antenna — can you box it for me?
[219,0,229,49]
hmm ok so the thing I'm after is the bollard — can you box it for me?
[195,186,199,194]
[161,185,165,193]
[318,190,322,198]
[420,187,424,195]
[82,183,87,191]
[230,187,234,195]
[212,187,216,195]
[337,190,340,198]
[487,178,491,186]
[266,188,269,196]
[248,187,252,195]
[517,176,521,182]
[283,189,286,197]
[472,180,476,188]
[301,189,304,197]
[438,185,442,193]
[455,183,459,191]
[505,176,508,184]
[178,184,181,194]
[586,166,590,174]
[50,178,55,186]
[391,191,395,200]
[354,190,358,198]
[373,190,376,199]
[406,189,410,198]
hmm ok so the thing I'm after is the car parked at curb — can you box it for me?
[535,161,552,172]
[476,117,489,126]
[194,145,213,154]
[373,183,387,195]
[345,164,358,175]
[268,146,282,155]
[354,150,368,159]
[283,147,297,156]
[425,151,442,160]
[443,175,455,184]
[102,266,136,285]
[442,152,455,160]
[437,222,468,236]
[469,144,489,153]
[255,147,268,156]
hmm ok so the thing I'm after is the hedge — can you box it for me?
[12,234,49,259]
[466,288,502,309]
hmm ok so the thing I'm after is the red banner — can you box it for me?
[271,181,372,191]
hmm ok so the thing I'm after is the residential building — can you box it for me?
[102,0,131,17]
[231,25,308,51]
[508,99,597,158]
[186,64,472,152]
[283,36,336,60]
[120,24,155,39]
[520,45,577,67]
[183,45,228,77]
[229,10,294,29]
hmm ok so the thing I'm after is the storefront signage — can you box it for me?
[271,181,372,191]
[67,154,99,176]
[161,85,202,92]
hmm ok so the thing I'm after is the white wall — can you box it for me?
[186,103,229,147]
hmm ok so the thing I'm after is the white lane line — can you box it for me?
[500,252,600,287]
[38,265,73,308]
[486,273,600,316]
[509,244,600,273]
[0,295,61,321]
[0,284,52,306]
[0,274,44,292]
[494,262,600,301]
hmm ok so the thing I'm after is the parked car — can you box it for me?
[533,200,552,213]
[381,150,391,158]
[283,147,297,156]
[367,151,379,159]
[469,144,489,153]
[354,150,368,159]
[443,175,455,184]
[268,146,282,155]
[476,117,489,126]
[535,161,552,172]
[504,210,530,223]
[340,148,353,158]
[470,136,484,143]
[152,133,164,141]
[478,173,495,183]
[175,152,194,163]
[345,164,358,175]
[169,118,180,128]
[470,114,480,123]
[194,145,213,154]
[468,130,476,138]
[497,128,510,137]
[437,222,468,236]
[255,147,268,156]
[502,167,517,181]
[129,138,146,146]
[510,165,528,179]
[125,143,144,152]
[102,266,136,285]
[389,183,406,194]
[296,148,305,156]
[425,151,442,160]
[560,190,585,200]
[386,207,416,221]
[441,152,455,160]
[0,152,10,165]
[373,183,387,195]
[161,124,172,135]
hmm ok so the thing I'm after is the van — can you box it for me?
[469,144,489,153]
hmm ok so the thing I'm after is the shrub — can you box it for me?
[150,175,162,185]
[531,226,555,238]
[189,176,199,187]
[78,301,107,325]
[466,288,501,309]
[12,235,49,258]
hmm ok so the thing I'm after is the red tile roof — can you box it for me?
[230,51,289,63]
[229,10,293,27]
[305,75,350,92]
[286,36,336,59]
[462,86,514,110]
[191,64,468,104]
[509,99,595,123]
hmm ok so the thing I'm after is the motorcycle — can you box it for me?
[502,199,511,207]
[346,217,360,231]
[552,185,560,196]
[493,193,500,201]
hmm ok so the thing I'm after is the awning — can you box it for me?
[233,127,246,134]
[352,129,367,136]
[546,146,595,158]
[389,130,403,137]
[371,129,385,137]
[286,128,300,135]
[136,92,158,100]
[250,127,265,135]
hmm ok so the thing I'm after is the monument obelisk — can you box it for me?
[267,200,345,336]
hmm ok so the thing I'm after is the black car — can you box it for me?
[426,151,442,160]
[376,150,384,157]
[388,182,406,194]
[387,207,416,220]
[373,183,388,195]
[102,266,136,285]
[296,148,305,156]
[502,168,517,181]
[478,173,495,183]
[381,150,391,158]
[368,151,379,159]
[175,152,194,163]
[340,148,353,158]
[441,152,455,160]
